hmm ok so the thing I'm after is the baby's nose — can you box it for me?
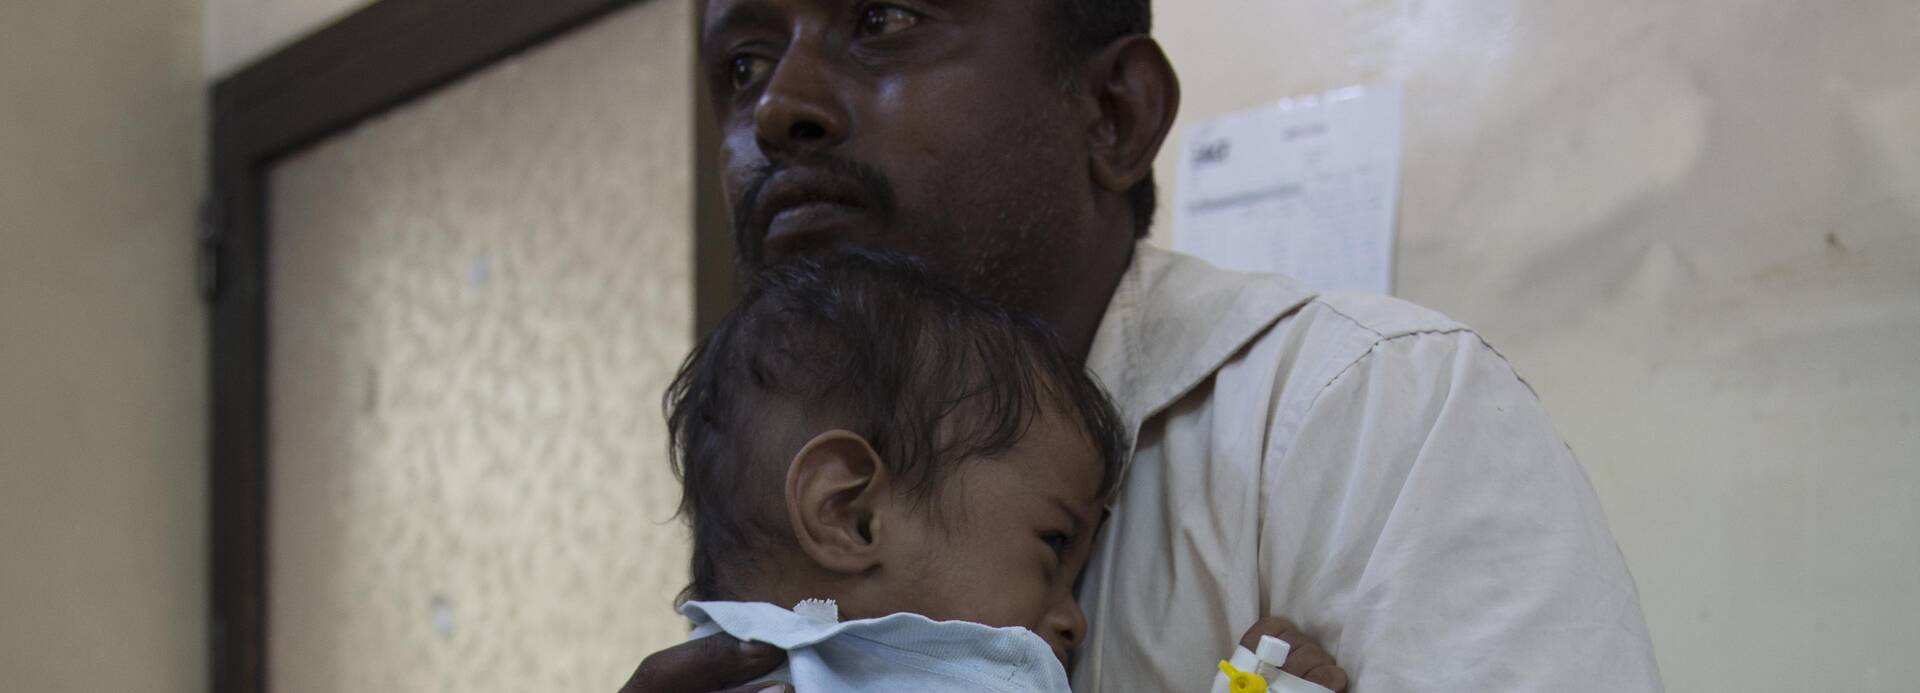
[1045,599,1088,651]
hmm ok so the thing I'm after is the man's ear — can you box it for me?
[784,430,891,576]
[1083,36,1182,195]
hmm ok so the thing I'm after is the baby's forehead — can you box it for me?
[953,409,1110,504]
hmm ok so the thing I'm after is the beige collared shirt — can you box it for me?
[1073,245,1662,692]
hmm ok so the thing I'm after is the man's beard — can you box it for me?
[728,149,1069,316]
[730,152,897,268]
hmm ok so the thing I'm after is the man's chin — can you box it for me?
[759,223,891,264]
[760,235,852,263]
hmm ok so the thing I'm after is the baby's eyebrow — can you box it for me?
[1050,495,1096,535]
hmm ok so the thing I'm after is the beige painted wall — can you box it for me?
[1154,1,1920,692]
[0,2,208,692]
[205,0,377,77]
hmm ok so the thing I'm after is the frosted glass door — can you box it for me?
[265,3,693,690]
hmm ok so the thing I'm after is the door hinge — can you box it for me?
[198,199,223,304]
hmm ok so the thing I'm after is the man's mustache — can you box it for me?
[732,153,898,266]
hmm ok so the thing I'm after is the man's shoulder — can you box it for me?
[1285,290,1471,343]
[1212,290,1490,420]
[1290,287,1466,337]
[1134,245,1471,346]
[1113,246,1500,427]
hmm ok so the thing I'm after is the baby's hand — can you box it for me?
[1238,617,1349,692]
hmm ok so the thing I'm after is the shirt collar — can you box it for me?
[1086,244,1318,445]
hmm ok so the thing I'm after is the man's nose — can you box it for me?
[752,43,849,154]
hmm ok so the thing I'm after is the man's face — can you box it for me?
[702,0,1095,308]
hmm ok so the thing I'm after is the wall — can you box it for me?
[205,0,377,77]
[1153,1,1920,692]
[0,2,208,693]
[265,2,695,690]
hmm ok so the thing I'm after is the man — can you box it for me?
[624,1,1663,691]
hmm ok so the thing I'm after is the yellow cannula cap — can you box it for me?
[1218,660,1267,693]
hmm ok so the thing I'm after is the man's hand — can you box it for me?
[1240,617,1349,692]
[618,633,790,693]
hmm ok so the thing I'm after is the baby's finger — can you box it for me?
[1303,663,1349,693]
[1238,617,1299,651]
[1280,640,1334,679]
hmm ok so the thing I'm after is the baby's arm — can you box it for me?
[1225,617,1349,692]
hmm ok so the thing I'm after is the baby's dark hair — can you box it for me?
[665,249,1129,602]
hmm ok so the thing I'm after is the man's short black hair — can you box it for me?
[666,249,1129,602]
[1046,0,1156,239]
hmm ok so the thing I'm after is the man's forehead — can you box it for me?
[703,0,1034,35]
[701,0,783,41]
[705,0,971,17]
[704,0,871,26]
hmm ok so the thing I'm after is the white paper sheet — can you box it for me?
[1173,85,1405,294]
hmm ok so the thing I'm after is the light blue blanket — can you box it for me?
[682,600,1071,692]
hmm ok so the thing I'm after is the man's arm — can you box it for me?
[616,634,789,693]
[1260,330,1663,691]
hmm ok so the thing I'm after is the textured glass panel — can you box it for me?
[268,3,693,690]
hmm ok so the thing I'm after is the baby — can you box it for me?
[665,250,1346,692]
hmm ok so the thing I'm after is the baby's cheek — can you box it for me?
[907,524,1052,628]
[908,558,1017,625]
[961,568,1053,630]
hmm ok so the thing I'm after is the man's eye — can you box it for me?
[729,55,773,89]
[857,5,920,37]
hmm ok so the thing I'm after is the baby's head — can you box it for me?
[667,249,1127,664]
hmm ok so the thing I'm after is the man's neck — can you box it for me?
[1048,240,1135,360]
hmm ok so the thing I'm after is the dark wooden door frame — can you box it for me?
[207,2,732,691]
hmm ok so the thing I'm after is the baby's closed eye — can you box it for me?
[1039,531,1074,557]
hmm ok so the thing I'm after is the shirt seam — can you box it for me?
[1310,297,1548,404]
[1294,295,1496,415]
[1295,327,1476,436]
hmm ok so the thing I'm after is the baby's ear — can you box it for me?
[785,430,890,575]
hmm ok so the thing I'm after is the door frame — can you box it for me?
[206,2,732,691]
